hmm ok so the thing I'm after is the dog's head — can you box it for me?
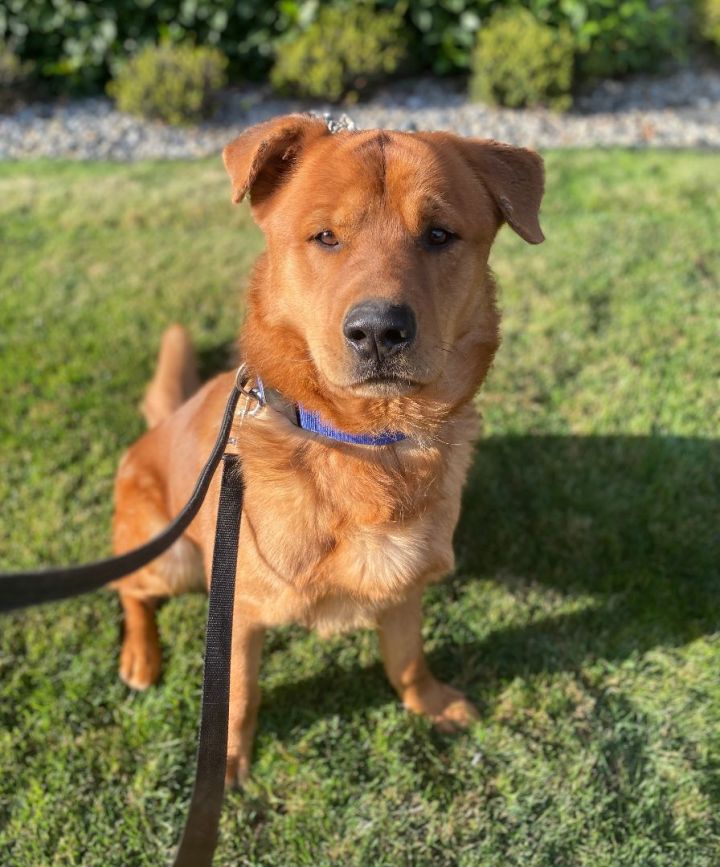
[223,114,544,434]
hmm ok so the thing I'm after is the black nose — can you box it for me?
[343,300,417,362]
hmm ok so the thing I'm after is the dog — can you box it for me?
[111,114,544,784]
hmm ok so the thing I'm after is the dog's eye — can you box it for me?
[424,227,456,248]
[314,230,339,247]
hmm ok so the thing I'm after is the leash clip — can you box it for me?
[234,363,265,423]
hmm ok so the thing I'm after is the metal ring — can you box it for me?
[244,398,264,418]
[234,362,251,393]
[234,364,266,420]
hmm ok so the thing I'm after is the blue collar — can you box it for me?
[296,405,406,445]
[255,377,406,446]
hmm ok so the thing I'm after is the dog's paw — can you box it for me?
[225,754,251,789]
[119,638,161,691]
[431,693,480,733]
[405,680,480,733]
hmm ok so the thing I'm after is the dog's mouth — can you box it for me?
[347,374,423,398]
[311,348,433,400]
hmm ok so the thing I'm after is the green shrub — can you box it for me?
[542,0,686,80]
[0,0,293,91]
[107,43,227,125]
[0,0,692,95]
[389,0,687,81]
[270,3,407,102]
[383,0,487,76]
[0,42,34,111]
[469,8,574,111]
[698,0,720,47]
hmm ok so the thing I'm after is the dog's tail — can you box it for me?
[141,324,200,429]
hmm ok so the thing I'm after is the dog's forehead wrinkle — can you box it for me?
[348,131,390,198]
[351,130,392,154]
[289,132,466,237]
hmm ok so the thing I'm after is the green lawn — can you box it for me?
[0,151,718,867]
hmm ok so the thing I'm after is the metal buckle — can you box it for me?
[234,363,265,423]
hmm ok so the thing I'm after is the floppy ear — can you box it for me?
[222,113,330,217]
[458,139,545,244]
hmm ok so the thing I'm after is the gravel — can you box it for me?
[2,65,720,160]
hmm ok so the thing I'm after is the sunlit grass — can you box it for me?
[0,152,718,866]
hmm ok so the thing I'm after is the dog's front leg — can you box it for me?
[377,588,479,732]
[225,614,265,787]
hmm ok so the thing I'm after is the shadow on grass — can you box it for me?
[258,434,720,735]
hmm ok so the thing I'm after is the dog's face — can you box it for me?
[224,115,544,427]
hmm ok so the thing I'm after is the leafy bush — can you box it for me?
[0,0,295,91]
[107,43,227,125]
[0,0,692,94]
[469,8,574,111]
[698,0,720,48]
[380,0,488,76]
[270,3,408,102]
[385,0,687,80]
[0,42,34,111]
[526,0,685,80]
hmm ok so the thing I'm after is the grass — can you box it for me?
[0,150,718,867]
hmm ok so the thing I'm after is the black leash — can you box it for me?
[173,452,243,867]
[0,382,242,612]
[0,379,249,867]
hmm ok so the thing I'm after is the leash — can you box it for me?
[0,359,402,863]
[172,452,242,867]
[0,370,256,867]
[0,378,243,612]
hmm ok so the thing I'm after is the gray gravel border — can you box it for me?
[1,66,719,160]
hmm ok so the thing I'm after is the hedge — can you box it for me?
[469,8,575,111]
[0,0,293,90]
[0,0,692,94]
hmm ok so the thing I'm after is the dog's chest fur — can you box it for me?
[233,407,477,633]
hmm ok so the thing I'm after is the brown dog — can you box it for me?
[111,114,544,784]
